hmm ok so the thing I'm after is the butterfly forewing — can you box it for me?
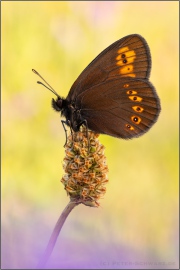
[67,34,151,102]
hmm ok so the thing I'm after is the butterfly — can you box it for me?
[33,34,161,141]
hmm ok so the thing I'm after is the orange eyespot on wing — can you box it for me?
[125,124,135,131]
[126,90,137,95]
[116,47,136,63]
[132,106,144,113]
[131,116,141,124]
[129,96,143,102]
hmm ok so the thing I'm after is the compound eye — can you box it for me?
[56,98,63,108]
[52,98,62,111]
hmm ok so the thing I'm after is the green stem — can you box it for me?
[37,200,80,269]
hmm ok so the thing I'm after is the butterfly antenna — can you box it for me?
[32,69,60,98]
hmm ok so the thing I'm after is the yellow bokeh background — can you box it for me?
[2,1,179,269]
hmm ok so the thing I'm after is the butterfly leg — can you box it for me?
[67,120,74,142]
[61,120,69,147]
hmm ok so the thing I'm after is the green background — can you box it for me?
[2,1,179,269]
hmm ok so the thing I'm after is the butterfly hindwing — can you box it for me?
[77,78,160,139]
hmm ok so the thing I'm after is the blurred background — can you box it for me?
[2,1,179,269]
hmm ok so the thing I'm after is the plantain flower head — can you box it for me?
[61,126,109,207]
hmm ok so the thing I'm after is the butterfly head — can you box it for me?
[52,97,67,112]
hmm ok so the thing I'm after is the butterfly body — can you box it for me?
[50,34,161,139]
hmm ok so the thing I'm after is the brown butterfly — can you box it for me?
[33,34,161,140]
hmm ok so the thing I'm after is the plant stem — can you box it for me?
[36,200,80,269]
